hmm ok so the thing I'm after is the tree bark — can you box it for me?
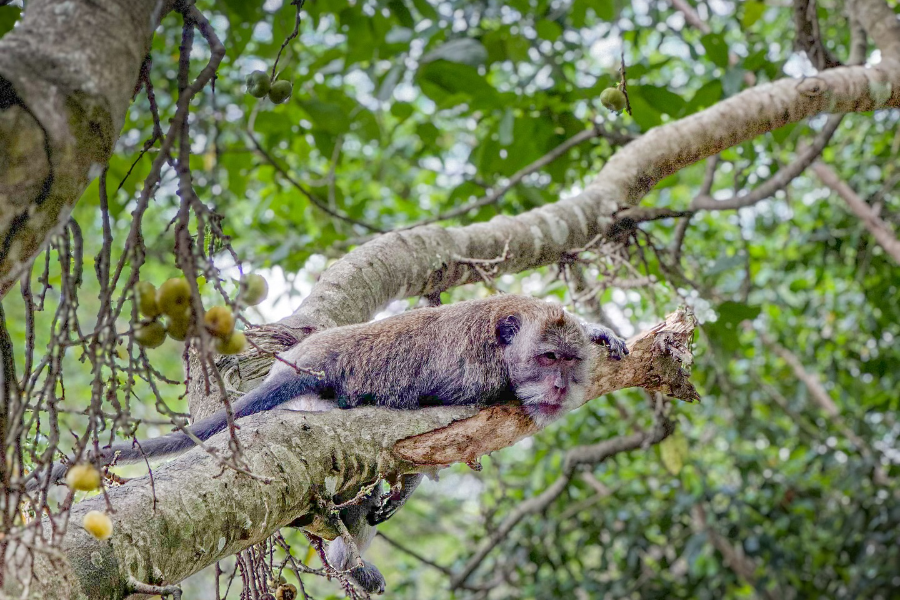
[0,0,176,298]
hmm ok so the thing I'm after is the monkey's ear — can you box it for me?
[496,315,520,345]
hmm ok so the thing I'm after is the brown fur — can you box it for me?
[272,295,591,418]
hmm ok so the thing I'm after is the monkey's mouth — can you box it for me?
[532,401,564,417]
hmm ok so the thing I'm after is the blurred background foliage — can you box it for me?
[2,0,899,598]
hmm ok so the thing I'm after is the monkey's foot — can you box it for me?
[350,561,386,595]
[586,324,629,360]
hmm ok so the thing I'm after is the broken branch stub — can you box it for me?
[391,308,699,467]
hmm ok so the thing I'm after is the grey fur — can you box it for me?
[27,295,627,595]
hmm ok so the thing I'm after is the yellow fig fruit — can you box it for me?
[135,281,161,318]
[241,274,268,306]
[65,463,101,492]
[600,87,627,112]
[83,510,113,540]
[156,277,192,318]
[204,306,235,339]
[166,312,191,342]
[216,331,247,355]
[275,584,297,600]
[134,321,166,348]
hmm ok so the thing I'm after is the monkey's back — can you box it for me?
[274,295,570,409]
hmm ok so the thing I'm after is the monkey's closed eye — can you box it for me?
[536,352,559,366]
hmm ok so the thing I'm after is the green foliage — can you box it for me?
[6,0,899,598]
[0,6,19,37]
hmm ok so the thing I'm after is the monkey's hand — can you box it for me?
[367,473,423,526]
[585,324,629,360]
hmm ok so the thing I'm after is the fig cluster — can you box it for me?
[133,274,269,355]
[246,70,292,104]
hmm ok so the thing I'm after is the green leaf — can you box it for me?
[221,0,264,60]
[625,91,662,131]
[417,60,500,109]
[700,33,730,69]
[297,101,351,135]
[741,1,766,29]
[744,48,768,71]
[499,108,515,146]
[639,86,687,117]
[771,122,796,144]
[0,6,20,38]
[660,431,689,475]
[417,122,439,146]
[410,0,438,20]
[390,102,414,121]
[378,64,405,102]
[717,301,761,324]
[387,0,415,28]
[422,39,488,67]
[689,80,723,112]
[587,0,615,21]
[536,20,563,41]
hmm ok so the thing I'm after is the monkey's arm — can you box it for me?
[583,322,629,359]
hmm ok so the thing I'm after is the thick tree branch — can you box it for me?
[205,50,900,414]
[0,0,176,298]
[854,0,900,58]
[278,53,900,336]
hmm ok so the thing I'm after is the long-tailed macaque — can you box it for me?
[28,295,628,593]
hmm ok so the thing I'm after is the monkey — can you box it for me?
[26,294,628,594]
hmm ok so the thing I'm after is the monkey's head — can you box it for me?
[496,308,591,427]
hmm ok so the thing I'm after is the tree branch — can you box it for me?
[277,54,900,335]
[811,161,900,264]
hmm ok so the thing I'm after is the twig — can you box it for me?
[449,424,674,589]
[271,0,305,80]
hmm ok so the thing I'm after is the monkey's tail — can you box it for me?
[23,374,322,493]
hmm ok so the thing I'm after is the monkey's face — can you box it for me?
[501,315,590,427]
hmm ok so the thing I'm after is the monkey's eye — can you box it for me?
[536,352,558,366]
